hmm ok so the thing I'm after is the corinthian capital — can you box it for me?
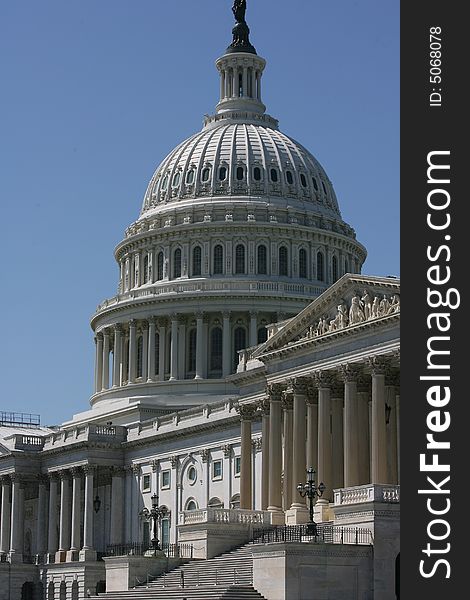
[256,397,270,415]
[236,403,256,420]
[313,371,334,389]
[266,382,284,402]
[339,364,360,383]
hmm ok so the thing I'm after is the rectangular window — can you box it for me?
[235,456,241,476]
[212,460,223,480]
[142,474,151,492]
[161,470,171,489]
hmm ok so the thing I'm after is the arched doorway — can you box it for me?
[47,582,54,600]
[21,582,34,600]
[59,580,66,600]
[71,580,79,600]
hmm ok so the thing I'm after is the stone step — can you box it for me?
[98,584,267,600]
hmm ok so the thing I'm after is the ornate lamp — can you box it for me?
[296,467,326,534]
[140,493,168,553]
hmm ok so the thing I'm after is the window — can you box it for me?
[208,497,223,509]
[161,518,170,546]
[172,172,181,187]
[270,168,278,183]
[233,327,246,370]
[210,327,223,371]
[143,254,149,284]
[230,493,240,509]
[299,248,307,279]
[137,336,143,378]
[142,474,151,492]
[345,259,350,274]
[201,167,210,182]
[332,256,338,282]
[235,244,245,274]
[236,166,244,181]
[279,246,288,276]
[322,181,327,194]
[234,457,241,476]
[213,245,224,275]
[212,460,223,480]
[173,248,182,278]
[161,470,171,489]
[300,173,307,187]
[161,175,169,191]
[253,167,262,181]
[192,246,202,276]
[219,166,227,181]
[312,176,319,191]
[143,521,150,548]
[187,466,197,484]
[153,333,159,379]
[186,169,195,184]
[188,329,197,373]
[257,327,268,344]
[286,170,294,185]
[186,499,197,511]
[157,251,164,280]
[317,251,325,282]
[257,245,267,274]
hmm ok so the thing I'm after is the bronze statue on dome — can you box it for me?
[227,0,257,55]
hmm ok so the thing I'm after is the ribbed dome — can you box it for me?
[140,121,341,220]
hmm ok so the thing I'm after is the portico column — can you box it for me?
[141,321,149,381]
[357,389,371,485]
[67,468,82,561]
[102,329,111,390]
[257,398,270,510]
[112,324,122,387]
[158,320,166,381]
[249,311,258,348]
[306,392,318,473]
[195,312,204,380]
[222,311,231,377]
[147,317,156,382]
[331,395,344,490]
[57,471,71,560]
[238,405,255,509]
[170,315,179,381]
[341,365,360,487]
[281,392,293,511]
[386,381,399,484]
[370,357,388,483]
[36,475,48,559]
[47,474,59,562]
[128,320,137,383]
[267,384,283,514]
[232,67,238,97]
[0,477,11,555]
[80,465,97,561]
[315,372,333,502]
[290,378,308,510]
[242,67,248,97]
[396,394,400,483]
[110,468,125,546]
[9,474,23,560]
[94,332,104,393]
[121,333,129,385]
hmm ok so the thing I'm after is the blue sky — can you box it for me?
[0,0,399,426]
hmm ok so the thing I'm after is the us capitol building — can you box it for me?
[0,3,399,599]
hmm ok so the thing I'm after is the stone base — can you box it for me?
[66,549,80,562]
[284,505,309,525]
[314,500,333,523]
[79,549,97,562]
[7,552,23,564]
[268,510,285,526]
[104,555,181,592]
[55,550,67,563]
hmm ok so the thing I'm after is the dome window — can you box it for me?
[218,166,227,181]
[286,171,294,185]
[213,245,224,275]
[322,181,327,194]
[186,170,195,184]
[157,251,164,281]
[253,167,262,181]
[192,246,202,276]
[257,244,267,275]
[300,173,307,187]
[236,166,245,181]
[173,248,182,279]
[317,251,325,282]
[299,248,307,278]
[332,255,338,282]
[201,167,211,182]
[312,176,319,191]
[233,327,247,371]
[172,172,181,187]
[188,329,197,373]
[161,175,169,191]
[210,327,223,371]
[270,168,278,183]
[279,246,288,276]
[235,244,246,274]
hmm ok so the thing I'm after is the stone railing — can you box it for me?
[178,508,273,526]
[13,435,45,451]
[334,484,400,506]
[43,424,127,449]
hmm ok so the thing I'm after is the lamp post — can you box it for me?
[140,494,168,554]
[296,467,326,534]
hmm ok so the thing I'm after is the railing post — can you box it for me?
[355,528,358,545]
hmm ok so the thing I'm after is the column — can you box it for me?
[357,389,371,485]
[57,471,71,560]
[316,373,333,502]
[242,67,248,97]
[282,393,293,511]
[102,328,111,390]
[232,67,238,97]
[258,398,270,510]
[202,316,209,379]
[124,467,133,543]
[238,405,255,510]
[267,384,283,514]
[195,312,204,379]
[0,477,11,555]
[158,320,166,381]
[128,319,137,383]
[110,468,125,546]
[370,358,388,483]
[341,365,360,487]
[386,382,399,484]
[257,71,262,99]
[222,311,231,377]
[141,321,149,381]
[396,394,400,483]
[220,69,225,100]
[9,474,23,561]
[67,468,81,561]
[147,317,156,382]
[290,379,308,510]
[94,332,104,393]
[36,475,48,558]
[122,332,129,385]
[170,315,179,381]
[113,324,122,387]
[249,311,258,348]
[47,474,59,562]
[80,466,96,561]
[306,394,318,472]
[331,395,344,491]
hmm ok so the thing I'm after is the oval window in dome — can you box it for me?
[219,166,227,181]
[300,173,307,187]
[270,168,278,183]
[201,167,211,182]
[172,172,181,187]
[312,176,319,191]
[286,171,294,185]
[253,167,262,181]
[186,169,195,184]
[322,181,327,194]
[161,175,169,191]
[236,166,244,181]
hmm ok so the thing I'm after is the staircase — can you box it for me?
[98,542,267,599]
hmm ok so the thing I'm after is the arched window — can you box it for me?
[201,167,211,182]
[210,327,223,372]
[186,169,195,184]
[161,175,169,191]
[208,497,224,509]
[218,166,227,181]
[300,173,307,187]
[230,494,240,509]
[233,327,246,370]
[192,246,202,276]
[270,168,278,183]
[47,583,55,600]
[257,245,267,274]
[235,244,245,274]
[299,248,307,278]
[143,254,149,284]
[173,248,182,279]
[257,327,268,344]
[136,336,143,378]
[59,581,66,600]
[185,499,197,511]
[188,329,197,374]
[153,333,159,380]
[213,245,224,275]
[236,166,244,181]
[253,167,262,181]
[286,170,294,185]
[279,246,288,276]
[157,252,164,281]
[71,581,79,600]
[332,256,338,281]
[172,172,181,187]
[317,251,325,282]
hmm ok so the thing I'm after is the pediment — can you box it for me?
[254,274,400,356]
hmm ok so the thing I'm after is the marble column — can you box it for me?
[249,311,258,348]
[102,329,111,390]
[282,393,293,511]
[341,365,360,488]
[222,311,231,377]
[57,471,71,560]
[357,389,371,485]
[80,466,96,561]
[67,468,82,561]
[0,477,11,555]
[113,324,122,387]
[158,320,166,381]
[195,312,204,380]
[9,474,23,561]
[242,67,248,97]
[170,316,179,381]
[36,475,48,558]
[386,383,399,485]
[370,358,388,483]
[128,320,137,383]
[258,398,270,510]
[47,474,59,562]
[306,393,318,472]
[239,405,255,509]
[267,384,283,515]
[316,373,333,502]
[95,332,104,393]
[396,394,401,483]
[122,333,129,385]
[147,317,156,382]
[290,379,308,511]
[331,395,344,491]
[141,321,149,381]
[110,468,125,546]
